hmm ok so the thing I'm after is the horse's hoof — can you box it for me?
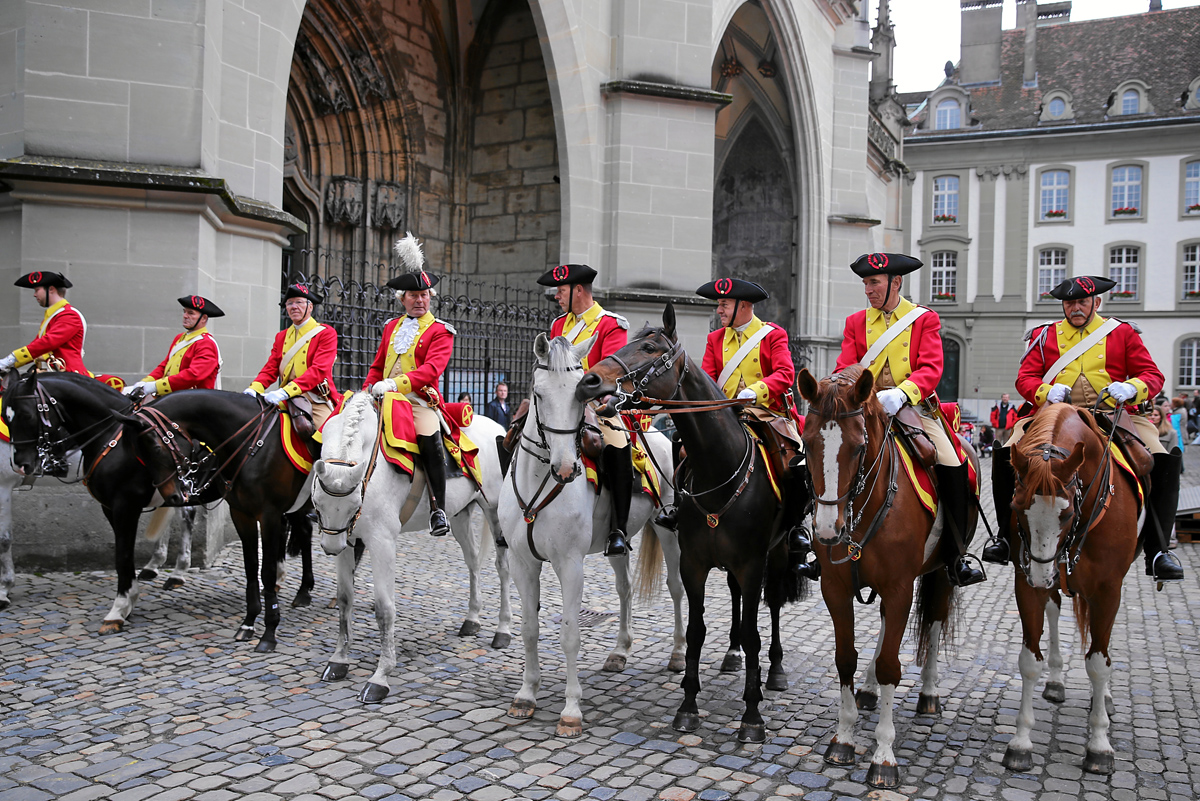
[855,690,877,711]
[866,762,901,789]
[163,576,185,590]
[667,654,686,673]
[824,740,856,766]
[916,693,941,715]
[1084,749,1115,775]
[556,717,583,738]
[672,711,701,733]
[491,632,511,650]
[719,652,742,673]
[254,638,276,653]
[233,625,255,642]
[602,654,627,672]
[765,668,788,692]
[1002,746,1033,772]
[322,662,350,682]
[738,722,766,743]
[291,590,312,608]
[508,699,536,719]
[99,619,124,635]
[1042,682,1066,703]
[458,620,482,637]
[359,682,389,704]
[137,569,158,581]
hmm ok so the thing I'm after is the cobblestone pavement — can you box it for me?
[2,446,1199,801]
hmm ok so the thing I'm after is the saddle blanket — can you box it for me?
[897,412,980,517]
[582,426,663,502]
[280,411,315,475]
[359,392,483,489]
[0,398,8,443]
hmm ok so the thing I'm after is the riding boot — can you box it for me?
[417,434,451,537]
[603,444,633,556]
[785,457,817,578]
[936,463,986,587]
[653,504,677,531]
[983,446,1014,564]
[1142,449,1184,583]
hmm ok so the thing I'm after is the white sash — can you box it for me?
[280,324,325,382]
[716,325,774,391]
[39,305,86,357]
[564,315,588,342]
[858,306,928,369]
[211,336,223,391]
[1041,318,1122,385]
[168,334,198,361]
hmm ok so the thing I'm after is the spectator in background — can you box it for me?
[979,425,995,455]
[990,393,1018,444]
[484,381,511,429]
[457,391,473,405]
[1170,397,1187,457]
[1152,405,1178,452]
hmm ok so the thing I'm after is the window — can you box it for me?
[932,176,959,223]
[1181,338,1200,387]
[1040,170,1069,220]
[1109,246,1140,301]
[1186,161,1200,214]
[1185,244,1200,300]
[1038,249,1067,299]
[935,99,960,130]
[931,252,957,301]
[1111,165,1142,217]
[1047,97,1066,118]
[1121,89,1139,115]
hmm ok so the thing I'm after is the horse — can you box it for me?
[498,333,683,738]
[576,304,806,744]
[795,365,973,788]
[1001,402,1139,775]
[311,391,515,703]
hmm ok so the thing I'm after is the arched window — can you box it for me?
[1121,89,1140,115]
[1040,170,1069,220]
[932,176,959,223]
[935,99,960,130]
[1047,97,1066,118]
[1111,165,1142,217]
[1180,337,1200,388]
[931,251,957,301]
[1038,249,1067,299]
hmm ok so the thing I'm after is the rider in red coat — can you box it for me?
[124,296,224,398]
[0,271,89,376]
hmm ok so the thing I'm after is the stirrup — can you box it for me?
[947,554,986,587]
[653,504,677,531]
[1148,551,1184,586]
[981,537,1009,565]
[604,530,629,557]
[795,557,821,581]
[429,508,450,537]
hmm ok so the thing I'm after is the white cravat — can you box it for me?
[393,316,421,355]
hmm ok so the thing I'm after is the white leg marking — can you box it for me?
[1086,652,1114,759]
[1011,646,1044,754]
[872,685,898,766]
[834,684,858,747]
[104,581,140,623]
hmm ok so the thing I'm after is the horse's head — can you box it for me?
[1010,408,1089,588]
[577,302,683,411]
[3,369,65,477]
[797,365,879,545]
[530,332,593,483]
[312,394,375,555]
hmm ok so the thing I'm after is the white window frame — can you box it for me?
[1040,170,1070,221]
[935,100,960,131]
[1186,161,1200,215]
[1108,246,1140,302]
[1184,243,1200,301]
[932,175,959,224]
[1180,337,1200,388]
[1121,89,1139,115]
[1111,165,1143,218]
[930,251,957,302]
[1038,249,1068,300]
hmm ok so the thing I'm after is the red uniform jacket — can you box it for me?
[146,331,221,393]
[252,322,342,403]
[835,303,944,404]
[363,315,454,397]
[990,405,1019,430]
[13,300,89,375]
[1017,316,1162,408]
[701,321,795,414]
[549,306,627,370]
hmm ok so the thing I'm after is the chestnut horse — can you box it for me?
[1001,402,1139,774]
[797,365,973,789]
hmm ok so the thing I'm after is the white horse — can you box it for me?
[312,391,511,702]
[499,334,682,738]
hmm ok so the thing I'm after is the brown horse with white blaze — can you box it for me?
[1002,402,1139,775]
[797,365,971,789]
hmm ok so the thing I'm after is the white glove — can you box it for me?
[263,388,290,405]
[371,379,398,398]
[1105,381,1137,404]
[1045,384,1071,404]
[123,381,157,397]
[0,353,16,373]
[877,388,907,417]
[736,388,756,401]
[242,387,260,397]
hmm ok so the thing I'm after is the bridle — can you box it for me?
[313,397,385,540]
[8,381,107,478]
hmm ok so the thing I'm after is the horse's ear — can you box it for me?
[662,302,676,340]
[571,333,597,366]
[1062,441,1086,475]
[851,369,875,407]
[111,411,151,431]
[797,369,818,403]
[533,332,550,363]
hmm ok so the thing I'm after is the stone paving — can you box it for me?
[2,447,1200,801]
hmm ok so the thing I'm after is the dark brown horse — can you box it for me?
[1001,402,1139,774]
[797,365,973,788]
[576,303,806,743]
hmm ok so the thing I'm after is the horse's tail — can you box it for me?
[286,510,311,559]
[475,503,494,565]
[143,507,173,542]
[913,570,958,666]
[1072,594,1091,651]
[634,523,664,605]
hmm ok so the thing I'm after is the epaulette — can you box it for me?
[602,311,629,330]
[1023,320,1057,342]
[553,312,569,322]
[435,318,457,335]
[1109,317,1142,334]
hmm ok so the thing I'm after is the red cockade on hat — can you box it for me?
[29,271,43,285]
[552,265,569,282]
[715,278,733,295]
[192,295,204,309]
[867,253,889,271]
[1078,277,1095,294]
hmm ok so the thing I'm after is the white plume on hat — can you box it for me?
[394,232,425,274]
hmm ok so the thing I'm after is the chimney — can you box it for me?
[959,1,1003,85]
[1020,0,1037,87]
[1150,1,1163,10]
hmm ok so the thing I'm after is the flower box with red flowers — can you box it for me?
[1110,290,1137,299]
[1112,207,1139,216]
[933,214,957,223]
[932,293,956,302]
[1043,210,1067,219]
[1188,204,1200,213]
[1185,290,1200,299]
[1039,292,1055,301]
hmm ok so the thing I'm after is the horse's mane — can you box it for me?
[547,336,581,372]
[811,365,883,420]
[31,370,127,404]
[328,392,370,461]
[1014,404,1092,496]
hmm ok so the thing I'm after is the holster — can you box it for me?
[580,405,604,461]
[895,405,936,468]
[502,398,530,453]
[287,395,315,437]
[1095,409,1154,478]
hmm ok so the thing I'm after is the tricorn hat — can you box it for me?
[281,283,322,306]
[14,271,72,289]
[177,295,225,318]
[695,278,770,303]
[850,253,923,278]
[1048,275,1117,301]
[386,232,440,291]
[537,264,597,287]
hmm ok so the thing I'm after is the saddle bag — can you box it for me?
[580,405,604,461]
[1096,409,1154,478]
[894,405,937,469]
[502,398,530,453]
[287,395,315,438]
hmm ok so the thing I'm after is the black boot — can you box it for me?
[603,444,633,556]
[937,463,986,587]
[417,434,451,537]
[983,446,1014,565]
[792,525,821,580]
[1142,450,1184,583]
[785,458,817,578]
[653,505,677,530]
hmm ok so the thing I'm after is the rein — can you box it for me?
[314,398,385,539]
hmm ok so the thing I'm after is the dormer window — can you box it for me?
[1121,89,1140,115]
[1048,98,1065,118]
[935,99,961,130]
[1039,91,1075,123]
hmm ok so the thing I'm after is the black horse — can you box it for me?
[577,303,807,742]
